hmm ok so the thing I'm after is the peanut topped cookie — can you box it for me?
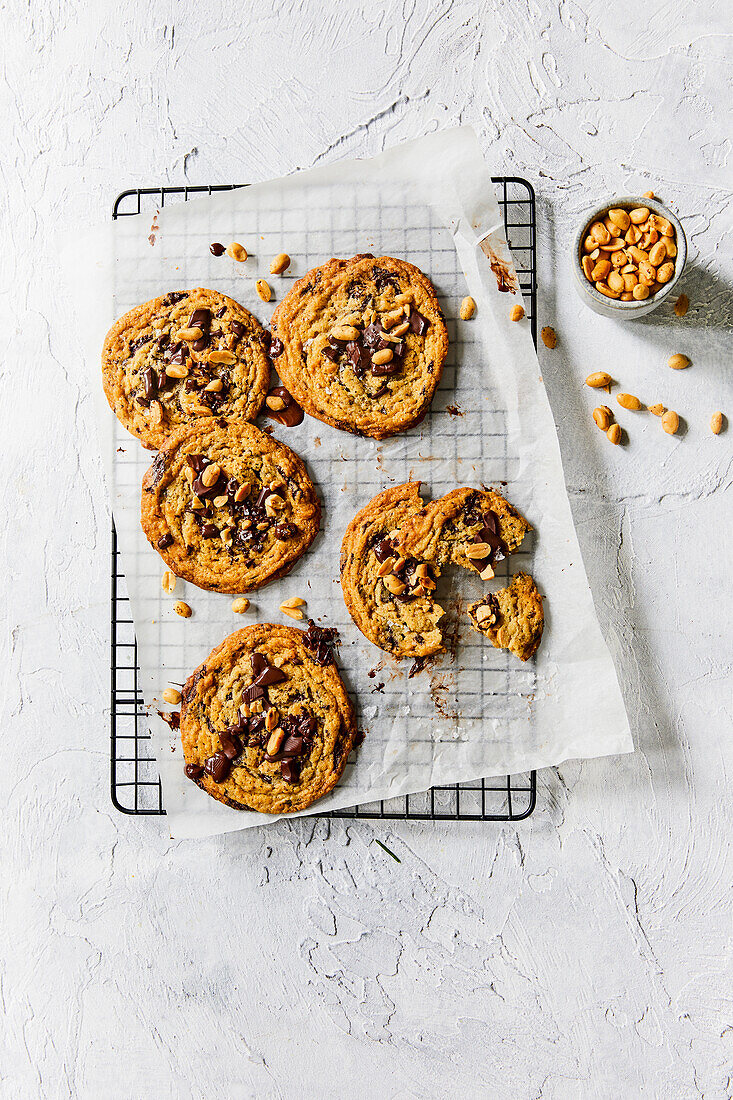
[270,255,448,438]
[180,623,358,814]
[141,418,320,593]
[103,288,270,449]
[396,487,531,582]
[340,483,444,658]
[468,572,544,661]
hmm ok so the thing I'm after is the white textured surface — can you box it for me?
[1,2,731,1097]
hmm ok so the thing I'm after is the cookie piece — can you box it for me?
[103,288,270,449]
[270,254,448,439]
[397,487,530,581]
[141,418,320,593]
[468,572,544,661]
[340,483,444,658]
[180,623,358,814]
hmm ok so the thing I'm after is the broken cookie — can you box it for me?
[468,572,544,662]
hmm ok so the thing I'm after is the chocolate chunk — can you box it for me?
[372,267,400,293]
[322,345,339,362]
[255,487,272,508]
[273,521,297,540]
[265,386,304,427]
[219,730,241,760]
[242,683,265,704]
[249,714,266,734]
[281,759,299,784]
[158,708,180,729]
[156,334,170,351]
[269,337,284,358]
[158,368,169,388]
[362,322,385,351]
[302,619,338,666]
[164,292,186,306]
[201,523,218,539]
[204,751,231,783]
[371,358,402,377]
[185,763,204,779]
[408,308,430,336]
[192,332,210,352]
[129,334,153,354]
[210,242,225,256]
[216,305,227,318]
[142,367,158,400]
[167,342,188,367]
[230,320,245,337]
[254,665,287,688]
[373,538,395,562]
[147,451,167,488]
[157,532,173,549]
[186,453,208,473]
[251,652,268,678]
[189,308,211,330]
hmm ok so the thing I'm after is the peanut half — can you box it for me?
[270,253,290,275]
[593,405,613,430]
[586,371,613,389]
[648,403,665,417]
[661,410,680,435]
[226,242,247,262]
[617,393,642,411]
[460,296,476,320]
[161,571,177,594]
[232,598,250,613]
[510,304,524,322]
[668,353,690,370]
[710,411,724,435]
[541,326,557,349]
[174,601,192,618]
[256,279,272,302]
[280,603,304,620]
[163,687,181,705]
[674,294,689,317]
[607,424,622,445]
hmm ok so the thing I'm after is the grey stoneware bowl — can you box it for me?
[572,195,687,319]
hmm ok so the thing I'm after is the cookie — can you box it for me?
[180,622,358,814]
[103,288,270,449]
[270,254,448,439]
[396,487,531,581]
[141,418,320,593]
[468,572,544,661]
[340,483,445,658]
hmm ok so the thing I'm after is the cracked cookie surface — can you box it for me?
[340,483,444,658]
[468,572,544,661]
[103,288,270,449]
[270,254,448,439]
[180,623,358,814]
[141,418,320,593]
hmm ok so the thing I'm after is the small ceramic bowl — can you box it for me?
[572,196,687,319]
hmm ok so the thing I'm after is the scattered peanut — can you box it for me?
[460,296,476,320]
[177,326,203,342]
[593,405,613,430]
[266,728,285,756]
[643,190,655,200]
[377,557,396,577]
[280,596,306,609]
[270,253,290,275]
[710,411,724,435]
[280,603,304,620]
[209,350,236,365]
[332,324,359,342]
[226,242,247,262]
[372,348,394,366]
[256,279,272,302]
[163,687,182,705]
[510,304,525,322]
[617,393,643,411]
[648,403,665,417]
[174,601,192,618]
[466,542,492,560]
[661,410,679,435]
[161,571,176,594]
[200,463,221,488]
[585,371,613,389]
[232,597,250,613]
[541,326,557,349]
[668,353,690,370]
[607,423,622,445]
[383,574,407,596]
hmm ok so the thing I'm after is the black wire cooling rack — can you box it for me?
[110,177,538,820]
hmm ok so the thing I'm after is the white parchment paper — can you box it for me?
[71,127,632,838]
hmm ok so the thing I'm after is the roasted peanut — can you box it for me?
[710,411,724,435]
[266,728,285,756]
[541,326,557,349]
[611,249,628,268]
[586,371,613,388]
[648,240,667,267]
[608,208,631,232]
[620,292,633,301]
[630,207,650,224]
[591,259,612,281]
[583,235,596,253]
[607,271,624,294]
[270,253,290,275]
[232,597,250,613]
[617,393,642,411]
[177,326,203,342]
[332,324,359,342]
[209,350,236,365]
[648,403,665,416]
[256,279,272,302]
[174,601,192,618]
[593,405,612,430]
[657,262,675,283]
[201,463,221,488]
[226,242,247,262]
[372,349,394,366]
[510,304,525,321]
[383,574,407,596]
[582,255,595,281]
[668,353,690,370]
[607,423,622,445]
[596,282,620,299]
[163,687,181,705]
[622,273,638,292]
[460,296,476,320]
[280,603,304,620]
[643,190,655,200]
[599,238,626,253]
[661,410,679,435]
[632,284,650,301]
[590,222,611,245]
[161,571,177,594]
[280,596,306,609]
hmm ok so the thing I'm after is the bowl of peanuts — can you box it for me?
[573,195,687,318]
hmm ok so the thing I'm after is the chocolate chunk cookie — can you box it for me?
[340,483,445,658]
[396,487,531,581]
[103,288,270,449]
[180,623,358,814]
[141,418,320,593]
[468,572,544,661]
[270,255,448,438]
